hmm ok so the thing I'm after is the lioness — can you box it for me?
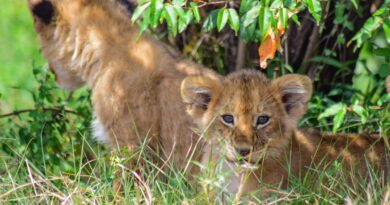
[27,0,220,171]
[181,70,389,194]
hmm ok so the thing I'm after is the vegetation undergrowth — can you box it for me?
[0,65,388,204]
[1,0,390,204]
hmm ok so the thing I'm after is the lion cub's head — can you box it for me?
[181,70,312,166]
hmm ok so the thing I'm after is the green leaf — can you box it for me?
[177,21,186,33]
[291,14,301,26]
[351,104,367,124]
[379,64,390,78]
[334,2,345,24]
[309,56,344,69]
[217,8,229,31]
[373,7,385,16]
[258,6,271,39]
[328,88,343,96]
[239,0,249,15]
[131,2,151,23]
[350,16,382,50]
[270,0,282,9]
[373,48,390,57]
[185,10,194,24]
[384,18,390,44]
[243,5,260,27]
[264,0,272,7]
[190,2,201,23]
[203,10,219,31]
[285,0,297,9]
[240,0,260,15]
[284,64,294,73]
[174,5,188,33]
[139,8,151,37]
[178,10,193,33]
[228,8,240,34]
[239,20,256,40]
[377,94,390,107]
[306,0,322,23]
[318,103,346,119]
[163,4,178,36]
[351,0,358,10]
[280,8,288,28]
[137,0,150,3]
[270,9,279,31]
[150,0,163,28]
[172,0,186,6]
[332,106,346,133]
[174,5,186,21]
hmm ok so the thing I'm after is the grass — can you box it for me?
[0,0,45,111]
[0,1,389,204]
[0,126,389,204]
[0,68,388,203]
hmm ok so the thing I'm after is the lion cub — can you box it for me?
[181,70,389,194]
[28,0,219,171]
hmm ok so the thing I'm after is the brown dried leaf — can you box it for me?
[258,27,285,69]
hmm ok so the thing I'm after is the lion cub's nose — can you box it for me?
[236,148,251,157]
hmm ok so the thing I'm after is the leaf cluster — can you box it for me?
[131,0,323,42]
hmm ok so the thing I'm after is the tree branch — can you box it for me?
[197,1,228,8]
[235,40,246,71]
[0,108,80,118]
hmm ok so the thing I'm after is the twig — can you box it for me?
[235,40,246,71]
[284,33,289,67]
[303,25,319,78]
[0,176,66,199]
[153,140,176,181]
[131,170,153,205]
[26,160,39,196]
[0,108,80,118]
[197,1,228,8]
[191,33,208,57]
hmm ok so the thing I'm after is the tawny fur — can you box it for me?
[28,0,220,171]
[181,70,389,194]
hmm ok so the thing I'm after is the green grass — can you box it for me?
[0,67,388,203]
[0,66,388,204]
[1,127,389,204]
[0,1,389,204]
[0,0,45,111]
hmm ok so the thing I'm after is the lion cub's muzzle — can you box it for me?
[226,139,266,168]
[226,143,262,167]
[226,152,261,170]
[235,147,251,157]
[232,137,255,158]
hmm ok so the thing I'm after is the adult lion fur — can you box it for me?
[27,0,220,172]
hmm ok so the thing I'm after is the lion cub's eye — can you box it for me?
[221,114,234,126]
[256,115,270,126]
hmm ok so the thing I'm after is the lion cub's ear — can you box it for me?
[181,75,222,120]
[272,74,313,125]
